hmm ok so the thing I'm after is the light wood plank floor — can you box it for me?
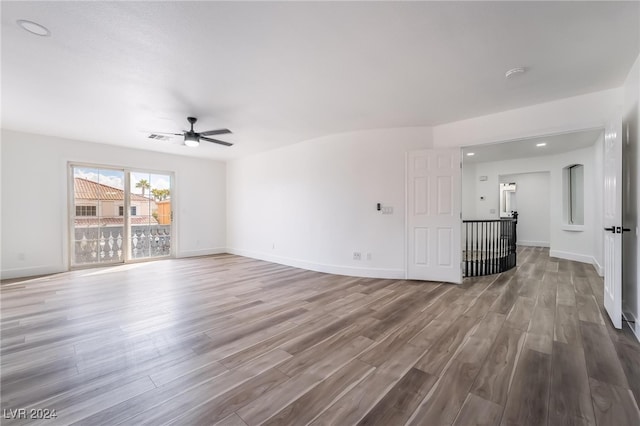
[2,247,639,425]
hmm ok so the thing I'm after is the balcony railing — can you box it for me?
[463,213,518,277]
[73,224,171,264]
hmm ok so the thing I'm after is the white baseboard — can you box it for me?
[591,256,604,276]
[549,250,593,264]
[177,247,228,258]
[1,249,228,280]
[1,264,66,280]
[227,248,405,279]
[517,241,550,248]
[622,311,640,342]
[549,250,604,276]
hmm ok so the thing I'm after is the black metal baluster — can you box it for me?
[464,222,468,277]
[476,222,480,276]
[495,221,499,274]
[500,220,505,271]
[491,221,496,274]
[507,221,513,268]
[468,222,472,277]
[491,221,497,274]
[483,221,487,275]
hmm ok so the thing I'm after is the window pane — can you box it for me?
[72,166,125,265]
[569,165,584,225]
[130,171,171,259]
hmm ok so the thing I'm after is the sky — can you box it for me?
[74,167,171,194]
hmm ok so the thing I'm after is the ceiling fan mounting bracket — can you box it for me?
[187,116,197,132]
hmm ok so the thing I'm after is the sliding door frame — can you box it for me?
[67,162,176,270]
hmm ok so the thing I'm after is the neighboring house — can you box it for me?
[73,177,158,227]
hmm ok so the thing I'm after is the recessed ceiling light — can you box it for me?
[466,152,475,156]
[17,19,50,37]
[536,142,547,147]
[505,67,526,79]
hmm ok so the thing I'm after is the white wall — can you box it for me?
[227,127,433,278]
[463,143,603,273]
[461,162,476,220]
[1,129,227,279]
[622,55,640,338]
[433,88,621,148]
[499,172,550,247]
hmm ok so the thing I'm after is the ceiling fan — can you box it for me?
[151,117,233,147]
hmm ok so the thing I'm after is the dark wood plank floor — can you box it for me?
[2,247,639,425]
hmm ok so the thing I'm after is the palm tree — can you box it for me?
[151,188,170,201]
[136,179,150,196]
[151,188,163,201]
[151,188,171,201]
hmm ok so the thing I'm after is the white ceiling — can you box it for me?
[2,2,638,160]
[462,128,604,164]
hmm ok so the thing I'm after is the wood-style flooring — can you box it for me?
[1,247,639,425]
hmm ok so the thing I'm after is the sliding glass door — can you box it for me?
[129,171,172,259]
[70,164,173,268]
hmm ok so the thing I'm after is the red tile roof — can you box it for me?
[74,178,151,202]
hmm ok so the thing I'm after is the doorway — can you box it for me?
[69,164,174,268]
[499,182,517,218]
[499,172,551,247]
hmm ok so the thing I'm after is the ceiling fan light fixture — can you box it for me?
[184,133,199,147]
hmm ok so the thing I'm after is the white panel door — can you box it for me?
[407,149,461,284]
[603,120,623,329]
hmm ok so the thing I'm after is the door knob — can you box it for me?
[604,227,615,233]
[622,227,631,232]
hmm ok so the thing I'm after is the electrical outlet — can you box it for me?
[382,206,393,215]
[366,252,372,261]
[272,243,275,249]
[353,252,361,261]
